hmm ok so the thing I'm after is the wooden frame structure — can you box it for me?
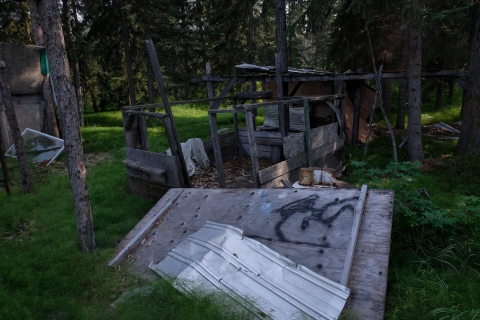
[208,94,345,188]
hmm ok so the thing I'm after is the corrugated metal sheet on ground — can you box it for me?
[150,221,350,320]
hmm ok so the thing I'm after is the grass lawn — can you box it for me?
[1,90,479,319]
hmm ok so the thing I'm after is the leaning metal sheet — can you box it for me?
[150,221,350,320]
[120,188,394,319]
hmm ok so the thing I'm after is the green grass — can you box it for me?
[1,91,479,319]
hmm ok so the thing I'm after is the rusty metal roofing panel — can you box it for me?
[150,221,350,320]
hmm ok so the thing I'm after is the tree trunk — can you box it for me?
[455,3,480,155]
[38,0,95,252]
[406,6,425,161]
[119,0,136,106]
[27,0,60,138]
[142,0,155,107]
[275,0,288,72]
[0,62,34,194]
[382,79,392,113]
[62,0,83,127]
[248,0,255,63]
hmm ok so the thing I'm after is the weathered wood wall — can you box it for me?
[344,84,378,144]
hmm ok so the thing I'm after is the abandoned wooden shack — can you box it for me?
[0,42,58,150]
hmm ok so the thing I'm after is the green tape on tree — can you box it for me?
[40,48,50,76]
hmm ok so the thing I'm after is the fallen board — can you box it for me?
[111,187,394,320]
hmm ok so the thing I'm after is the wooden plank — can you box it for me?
[205,61,215,109]
[138,115,148,151]
[325,100,341,124]
[211,76,239,109]
[123,159,166,183]
[275,53,288,139]
[340,185,368,286]
[455,78,467,90]
[258,140,343,185]
[125,147,181,188]
[123,110,168,119]
[237,130,283,146]
[108,188,184,267]
[288,81,304,96]
[245,109,260,188]
[162,116,186,187]
[234,91,273,99]
[122,112,134,148]
[208,112,226,187]
[283,123,339,159]
[303,99,312,167]
[118,188,394,319]
[146,39,191,187]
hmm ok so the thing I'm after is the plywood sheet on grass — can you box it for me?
[114,188,394,320]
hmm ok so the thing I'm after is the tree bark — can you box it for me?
[455,2,480,155]
[396,80,407,129]
[406,4,425,161]
[0,62,34,194]
[142,0,155,107]
[275,0,288,72]
[119,0,136,106]
[38,0,95,252]
[62,0,83,127]
[248,0,255,63]
[27,0,60,138]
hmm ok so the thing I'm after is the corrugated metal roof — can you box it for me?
[150,221,350,320]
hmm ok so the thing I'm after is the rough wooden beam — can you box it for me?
[340,185,368,286]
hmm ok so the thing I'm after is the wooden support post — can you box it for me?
[249,79,257,129]
[0,125,11,195]
[205,61,215,109]
[138,115,148,151]
[339,96,346,140]
[211,76,238,109]
[303,99,312,167]
[233,99,239,157]
[208,112,226,188]
[162,115,186,187]
[122,112,134,148]
[340,184,368,286]
[146,40,191,187]
[275,53,289,139]
[352,81,362,146]
[245,109,260,188]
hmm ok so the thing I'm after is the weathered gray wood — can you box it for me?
[237,129,283,146]
[455,78,467,90]
[205,61,215,109]
[283,123,339,159]
[114,188,394,320]
[352,81,362,146]
[202,132,236,164]
[303,99,312,167]
[125,147,181,188]
[234,91,273,99]
[280,179,293,188]
[325,100,341,124]
[275,53,288,139]
[211,76,239,109]
[123,110,168,119]
[138,115,148,151]
[340,185,368,286]
[108,188,184,267]
[259,140,344,185]
[208,112,226,187]
[123,159,166,183]
[122,112,134,148]
[245,109,260,188]
[146,40,191,187]
[233,110,239,157]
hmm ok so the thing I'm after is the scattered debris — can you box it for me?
[434,122,460,134]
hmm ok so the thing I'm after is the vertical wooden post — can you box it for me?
[303,99,312,167]
[233,99,239,157]
[275,53,288,139]
[146,40,191,187]
[162,115,186,187]
[208,112,226,188]
[205,61,215,109]
[245,109,260,188]
[138,115,148,151]
[352,81,362,146]
[122,112,134,148]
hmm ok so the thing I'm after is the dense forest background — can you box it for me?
[0,0,475,111]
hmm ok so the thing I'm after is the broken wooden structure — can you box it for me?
[109,186,395,319]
